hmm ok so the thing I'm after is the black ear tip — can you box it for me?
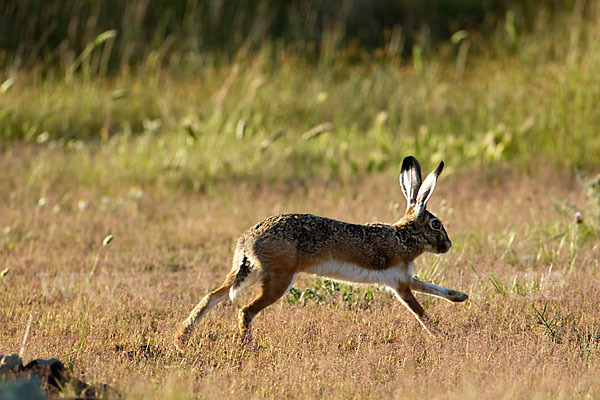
[402,155,418,170]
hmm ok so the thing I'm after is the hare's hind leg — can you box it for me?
[238,271,297,344]
[175,269,237,350]
[392,285,441,335]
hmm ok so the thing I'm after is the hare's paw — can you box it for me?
[447,290,468,302]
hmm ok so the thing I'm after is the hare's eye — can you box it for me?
[430,219,442,230]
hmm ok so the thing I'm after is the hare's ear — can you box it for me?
[415,161,444,216]
[400,156,422,210]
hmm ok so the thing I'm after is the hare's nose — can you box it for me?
[438,239,451,253]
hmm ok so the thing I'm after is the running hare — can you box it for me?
[175,156,467,349]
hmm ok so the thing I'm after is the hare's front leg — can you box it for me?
[392,285,441,335]
[409,277,468,302]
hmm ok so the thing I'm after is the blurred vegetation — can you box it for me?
[0,0,599,190]
[0,0,583,70]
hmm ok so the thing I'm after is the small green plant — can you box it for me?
[488,268,506,296]
[286,278,378,309]
[286,287,302,305]
[534,303,562,344]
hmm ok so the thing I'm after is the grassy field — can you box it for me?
[1,167,600,398]
[2,2,600,399]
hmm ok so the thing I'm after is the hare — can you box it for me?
[175,156,468,349]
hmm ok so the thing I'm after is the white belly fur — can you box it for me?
[304,258,411,287]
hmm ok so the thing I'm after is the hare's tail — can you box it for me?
[175,251,258,350]
[229,254,259,301]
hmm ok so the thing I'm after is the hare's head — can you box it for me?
[397,156,451,254]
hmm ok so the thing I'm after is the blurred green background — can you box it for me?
[0,0,598,189]
[0,0,579,69]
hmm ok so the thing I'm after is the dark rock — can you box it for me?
[0,355,117,399]
[0,354,23,376]
[22,358,67,391]
[0,379,46,400]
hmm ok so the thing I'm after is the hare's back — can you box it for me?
[244,213,342,243]
[247,213,391,240]
[242,213,400,268]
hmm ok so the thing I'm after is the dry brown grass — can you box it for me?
[1,160,600,399]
